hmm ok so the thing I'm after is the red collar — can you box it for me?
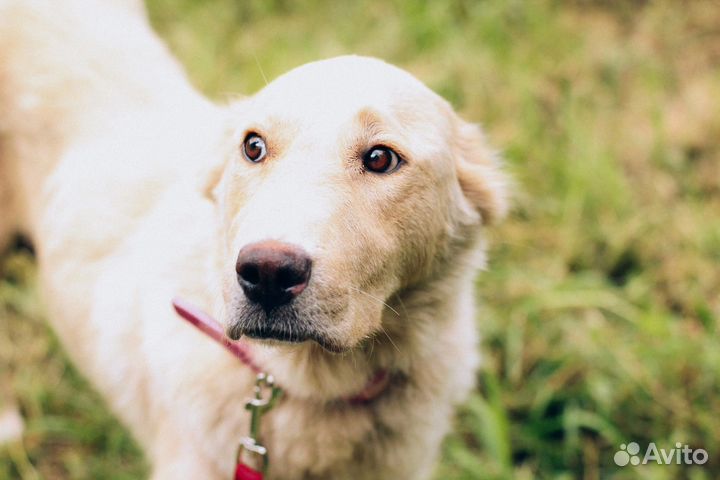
[172,298,390,405]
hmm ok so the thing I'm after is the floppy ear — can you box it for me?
[199,99,250,202]
[198,121,239,202]
[454,120,510,225]
[200,160,226,202]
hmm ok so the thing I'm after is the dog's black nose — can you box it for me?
[236,241,312,310]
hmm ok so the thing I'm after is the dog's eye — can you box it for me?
[242,133,267,163]
[363,146,401,174]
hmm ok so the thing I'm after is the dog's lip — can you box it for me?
[237,325,347,353]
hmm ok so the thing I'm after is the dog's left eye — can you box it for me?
[363,146,401,174]
[242,133,267,163]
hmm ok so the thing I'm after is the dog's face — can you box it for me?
[207,56,507,352]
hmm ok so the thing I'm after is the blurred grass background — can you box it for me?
[1,0,719,478]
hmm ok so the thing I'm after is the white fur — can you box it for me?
[0,1,508,478]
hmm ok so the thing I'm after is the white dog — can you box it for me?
[0,1,508,478]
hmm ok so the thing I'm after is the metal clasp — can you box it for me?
[236,373,282,473]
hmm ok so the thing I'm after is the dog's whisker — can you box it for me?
[348,286,400,317]
[379,325,401,354]
[253,53,269,86]
[367,337,376,360]
[393,293,410,318]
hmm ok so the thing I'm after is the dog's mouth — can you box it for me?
[227,302,346,353]
[240,325,344,353]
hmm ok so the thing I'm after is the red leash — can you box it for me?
[234,464,263,480]
[173,298,273,479]
[172,298,261,373]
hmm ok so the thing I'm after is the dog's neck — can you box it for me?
[173,297,392,404]
[226,268,479,403]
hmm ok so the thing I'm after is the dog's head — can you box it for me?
[206,56,507,353]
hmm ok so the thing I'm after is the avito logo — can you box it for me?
[614,442,708,467]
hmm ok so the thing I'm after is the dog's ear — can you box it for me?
[198,100,250,202]
[199,122,238,202]
[200,160,226,202]
[454,119,510,225]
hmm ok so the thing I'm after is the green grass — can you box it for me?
[2,0,719,478]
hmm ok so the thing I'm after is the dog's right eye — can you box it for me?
[363,146,402,174]
[242,133,267,163]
